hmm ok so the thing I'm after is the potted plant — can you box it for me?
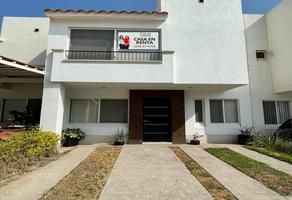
[61,128,85,147]
[238,126,254,145]
[114,129,126,146]
[190,133,202,145]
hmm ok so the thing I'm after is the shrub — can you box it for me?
[62,128,85,140]
[114,128,126,143]
[253,132,292,154]
[0,128,59,180]
[253,132,275,148]
[273,139,292,154]
[239,126,254,135]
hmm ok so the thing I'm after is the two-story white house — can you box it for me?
[40,0,252,144]
[1,0,291,144]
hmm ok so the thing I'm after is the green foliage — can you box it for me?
[206,148,292,196]
[114,129,126,143]
[0,128,59,180]
[253,132,292,154]
[273,139,292,154]
[246,146,292,164]
[239,126,254,135]
[62,128,85,140]
[0,127,59,163]
[253,133,275,147]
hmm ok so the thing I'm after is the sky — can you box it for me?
[0,0,282,27]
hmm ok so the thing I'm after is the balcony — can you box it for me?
[65,50,163,62]
[50,49,174,83]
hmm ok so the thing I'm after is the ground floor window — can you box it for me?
[263,101,290,124]
[70,99,99,123]
[69,99,128,123]
[194,100,204,123]
[210,100,239,123]
[0,99,42,126]
[100,99,128,123]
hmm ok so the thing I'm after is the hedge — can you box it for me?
[0,128,59,179]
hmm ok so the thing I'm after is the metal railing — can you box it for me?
[65,50,163,61]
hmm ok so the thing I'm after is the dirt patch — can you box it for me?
[170,146,237,200]
[41,147,121,200]
[0,150,71,187]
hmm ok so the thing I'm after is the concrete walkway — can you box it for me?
[0,145,96,200]
[180,145,287,200]
[99,145,213,200]
[219,144,292,176]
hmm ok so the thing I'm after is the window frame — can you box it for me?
[262,100,290,125]
[68,27,162,53]
[0,98,42,123]
[99,99,129,123]
[68,29,116,52]
[69,99,100,123]
[194,99,205,123]
[69,98,129,124]
[209,99,239,124]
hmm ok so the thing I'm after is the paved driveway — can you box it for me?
[99,145,212,200]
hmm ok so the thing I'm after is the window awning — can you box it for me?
[0,55,44,78]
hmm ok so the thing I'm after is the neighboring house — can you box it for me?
[244,0,292,133]
[0,17,48,128]
[0,0,291,144]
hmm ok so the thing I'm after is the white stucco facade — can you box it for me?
[0,18,46,127]
[244,13,292,133]
[0,17,49,67]
[39,0,253,144]
[1,0,290,144]
[266,0,292,93]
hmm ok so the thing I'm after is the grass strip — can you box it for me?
[245,146,292,164]
[170,146,238,200]
[205,148,292,196]
[41,147,121,200]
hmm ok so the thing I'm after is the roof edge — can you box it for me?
[0,55,44,73]
[44,9,168,16]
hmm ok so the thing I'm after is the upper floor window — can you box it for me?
[67,29,162,61]
[69,30,114,60]
[70,30,114,51]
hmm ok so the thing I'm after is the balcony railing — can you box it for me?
[65,50,163,61]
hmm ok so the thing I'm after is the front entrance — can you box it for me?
[129,90,186,144]
[143,98,171,142]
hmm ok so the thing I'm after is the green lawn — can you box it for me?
[170,147,237,200]
[245,146,292,164]
[205,148,292,196]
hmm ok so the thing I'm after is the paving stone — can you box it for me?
[99,145,213,200]
[180,145,286,200]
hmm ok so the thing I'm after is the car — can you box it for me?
[274,119,292,141]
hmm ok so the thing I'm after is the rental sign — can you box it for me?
[117,31,160,50]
